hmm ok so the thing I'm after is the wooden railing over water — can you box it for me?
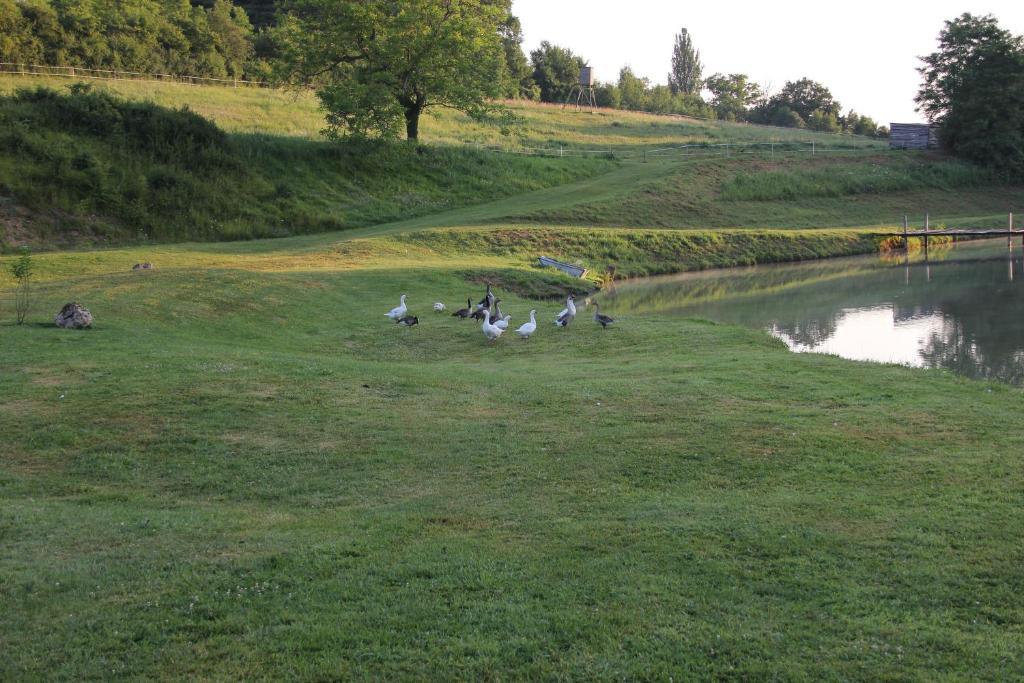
[876,213,1021,252]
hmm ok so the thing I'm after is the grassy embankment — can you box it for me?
[5,74,1023,252]
[2,232,1024,679]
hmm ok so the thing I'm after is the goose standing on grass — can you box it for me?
[515,310,537,339]
[452,298,473,318]
[477,283,494,310]
[433,302,446,313]
[495,314,512,330]
[592,303,615,328]
[555,294,576,327]
[481,309,503,342]
[397,315,419,327]
[470,304,489,321]
[386,294,408,320]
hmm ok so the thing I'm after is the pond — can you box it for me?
[602,238,1024,385]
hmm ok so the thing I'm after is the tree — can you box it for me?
[807,108,841,133]
[498,14,536,100]
[668,28,701,95]
[530,41,583,103]
[272,0,508,140]
[770,77,840,121]
[617,66,649,110]
[10,247,33,325]
[704,73,762,121]
[917,13,1024,175]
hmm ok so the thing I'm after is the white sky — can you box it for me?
[512,0,1024,124]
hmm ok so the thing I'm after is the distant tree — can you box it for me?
[668,27,701,95]
[617,66,650,111]
[770,77,840,121]
[273,0,509,140]
[917,13,1024,175]
[594,82,621,109]
[769,105,805,129]
[530,41,584,103]
[498,14,537,99]
[843,110,884,137]
[704,72,762,121]
[807,108,841,133]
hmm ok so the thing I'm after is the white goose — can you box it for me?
[495,314,512,330]
[481,309,504,342]
[516,310,537,338]
[555,294,576,327]
[433,302,446,312]
[386,294,408,320]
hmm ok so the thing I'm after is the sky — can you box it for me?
[511,0,1024,124]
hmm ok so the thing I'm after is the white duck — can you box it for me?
[516,310,537,338]
[495,314,512,330]
[386,294,408,320]
[555,294,576,327]
[433,302,446,312]
[481,309,504,342]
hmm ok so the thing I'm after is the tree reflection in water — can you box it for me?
[603,239,1024,384]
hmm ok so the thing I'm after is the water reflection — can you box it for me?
[603,239,1024,384]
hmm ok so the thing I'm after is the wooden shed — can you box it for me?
[889,123,938,150]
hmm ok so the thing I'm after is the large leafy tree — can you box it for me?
[273,0,509,140]
[498,13,536,100]
[667,28,701,95]
[704,72,762,121]
[770,77,840,121]
[917,13,1024,175]
[529,41,583,103]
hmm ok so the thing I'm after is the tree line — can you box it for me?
[0,0,262,80]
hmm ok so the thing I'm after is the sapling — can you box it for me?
[10,247,33,325]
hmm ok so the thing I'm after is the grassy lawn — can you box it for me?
[2,236,1023,678]
[2,72,1023,679]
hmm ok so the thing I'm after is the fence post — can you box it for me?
[811,141,815,156]
[924,213,930,257]
[1009,212,1014,249]
[903,215,908,250]
[559,145,563,158]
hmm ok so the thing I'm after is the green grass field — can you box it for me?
[2,75,1024,679]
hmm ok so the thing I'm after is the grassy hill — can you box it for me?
[2,75,1023,251]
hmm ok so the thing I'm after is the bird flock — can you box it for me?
[384,282,615,343]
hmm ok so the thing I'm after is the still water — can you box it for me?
[603,239,1024,384]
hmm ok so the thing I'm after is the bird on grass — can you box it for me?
[516,310,537,339]
[481,310,503,342]
[397,315,418,327]
[495,314,512,330]
[470,304,489,321]
[477,283,494,310]
[433,302,446,312]
[385,294,407,320]
[452,298,473,318]
[592,303,615,328]
[555,294,576,327]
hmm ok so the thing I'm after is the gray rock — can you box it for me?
[55,302,93,329]
[132,262,153,271]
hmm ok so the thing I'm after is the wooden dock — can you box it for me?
[875,213,1021,250]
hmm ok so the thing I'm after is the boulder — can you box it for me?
[55,302,93,329]
[132,262,153,271]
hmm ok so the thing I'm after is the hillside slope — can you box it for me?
[0,86,611,249]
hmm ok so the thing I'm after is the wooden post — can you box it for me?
[924,213,930,258]
[903,215,909,250]
[1009,212,1014,249]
